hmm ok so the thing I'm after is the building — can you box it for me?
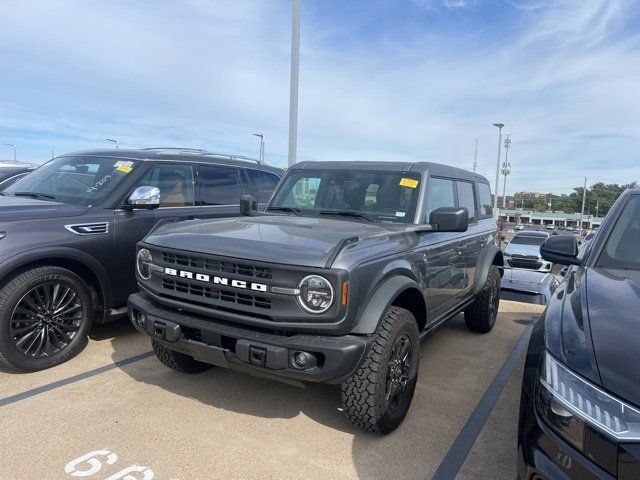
[497,209,604,229]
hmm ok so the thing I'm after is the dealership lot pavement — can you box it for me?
[0,300,543,480]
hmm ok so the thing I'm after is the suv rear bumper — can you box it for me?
[128,292,369,385]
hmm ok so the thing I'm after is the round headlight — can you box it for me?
[297,275,334,314]
[136,248,153,280]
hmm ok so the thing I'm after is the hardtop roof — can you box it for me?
[291,160,489,184]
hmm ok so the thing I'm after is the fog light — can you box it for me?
[293,352,308,368]
[136,311,147,327]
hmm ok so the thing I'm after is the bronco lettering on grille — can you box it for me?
[164,267,268,292]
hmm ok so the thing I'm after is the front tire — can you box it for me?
[464,265,500,333]
[152,340,212,373]
[341,306,420,434]
[0,266,93,371]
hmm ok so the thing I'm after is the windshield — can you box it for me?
[268,169,421,223]
[509,235,546,246]
[5,156,139,206]
[596,196,640,270]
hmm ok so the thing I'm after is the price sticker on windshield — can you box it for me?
[399,177,419,188]
[114,160,134,174]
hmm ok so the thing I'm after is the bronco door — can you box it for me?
[423,177,468,320]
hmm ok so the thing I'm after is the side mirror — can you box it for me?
[429,207,469,232]
[540,235,581,266]
[125,186,160,210]
[240,194,257,216]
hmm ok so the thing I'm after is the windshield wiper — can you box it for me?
[12,192,57,201]
[319,210,375,222]
[267,206,303,216]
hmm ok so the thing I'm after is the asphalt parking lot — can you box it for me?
[0,300,543,480]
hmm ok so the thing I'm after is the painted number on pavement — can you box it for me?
[65,450,154,480]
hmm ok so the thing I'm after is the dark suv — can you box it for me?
[0,148,282,371]
[518,187,640,479]
[129,161,504,433]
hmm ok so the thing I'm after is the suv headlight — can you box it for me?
[297,275,334,313]
[136,248,153,280]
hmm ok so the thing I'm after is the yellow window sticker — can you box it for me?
[114,160,134,174]
[399,178,419,188]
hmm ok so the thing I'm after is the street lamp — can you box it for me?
[252,133,265,164]
[501,134,512,208]
[492,123,505,219]
[105,138,118,149]
[288,0,301,167]
[4,143,16,161]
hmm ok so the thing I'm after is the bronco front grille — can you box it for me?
[162,278,272,310]
[162,252,272,279]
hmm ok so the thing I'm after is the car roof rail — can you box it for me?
[142,147,261,164]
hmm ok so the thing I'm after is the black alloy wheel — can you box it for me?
[10,282,83,358]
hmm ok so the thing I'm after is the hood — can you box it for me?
[144,215,398,268]
[504,242,542,257]
[585,268,640,409]
[501,268,553,294]
[0,195,90,221]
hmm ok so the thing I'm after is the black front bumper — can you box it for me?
[128,292,369,385]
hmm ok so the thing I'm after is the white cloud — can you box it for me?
[0,0,638,194]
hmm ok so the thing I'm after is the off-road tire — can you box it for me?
[340,306,420,434]
[0,266,93,371]
[152,340,211,373]
[464,265,500,333]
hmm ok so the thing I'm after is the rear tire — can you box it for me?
[340,306,420,434]
[152,340,211,373]
[464,265,500,333]
[0,266,93,371]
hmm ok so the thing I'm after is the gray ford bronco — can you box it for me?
[128,161,504,433]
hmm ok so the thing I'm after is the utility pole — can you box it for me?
[105,138,118,149]
[473,139,478,173]
[287,0,301,167]
[579,177,587,235]
[492,123,505,219]
[501,134,511,208]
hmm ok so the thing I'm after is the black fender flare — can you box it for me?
[0,246,112,310]
[351,275,424,335]
[473,244,503,295]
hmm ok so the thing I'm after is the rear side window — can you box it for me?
[247,169,280,201]
[136,163,195,207]
[425,177,455,223]
[198,165,245,205]
[478,183,493,218]
[456,181,477,222]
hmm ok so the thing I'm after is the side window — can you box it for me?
[136,163,195,207]
[478,183,493,218]
[425,177,455,223]
[198,165,245,205]
[247,169,280,200]
[456,181,477,222]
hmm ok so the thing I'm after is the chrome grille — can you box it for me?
[162,279,272,310]
[161,252,272,279]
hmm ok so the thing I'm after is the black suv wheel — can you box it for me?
[0,266,93,371]
[340,306,420,434]
[464,265,500,333]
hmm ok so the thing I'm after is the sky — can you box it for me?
[0,0,639,195]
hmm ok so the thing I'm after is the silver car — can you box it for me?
[503,230,552,271]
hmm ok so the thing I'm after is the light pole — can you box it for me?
[252,133,265,164]
[492,123,505,219]
[288,0,301,167]
[501,134,511,208]
[4,143,16,161]
[473,139,478,173]
[105,138,118,149]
